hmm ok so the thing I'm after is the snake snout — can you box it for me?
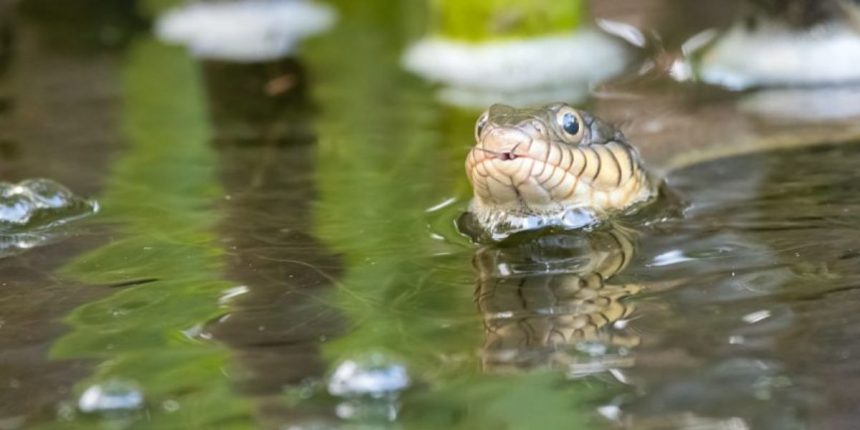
[480,128,531,160]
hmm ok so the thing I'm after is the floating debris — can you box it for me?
[78,379,144,413]
[327,354,410,398]
[156,0,336,62]
[0,179,98,257]
[402,30,629,108]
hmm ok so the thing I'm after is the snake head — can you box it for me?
[465,103,656,232]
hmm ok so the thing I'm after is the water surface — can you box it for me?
[2,1,860,429]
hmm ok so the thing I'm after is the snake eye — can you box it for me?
[555,106,585,142]
[475,111,489,141]
[561,113,579,135]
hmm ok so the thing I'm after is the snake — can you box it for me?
[464,103,657,237]
[464,103,657,372]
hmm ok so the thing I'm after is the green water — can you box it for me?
[3,1,860,430]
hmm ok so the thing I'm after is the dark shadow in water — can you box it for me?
[742,0,852,28]
[0,2,130,192]
[17,0,146,52]
[200,57,345,425]
[202,58,315,147]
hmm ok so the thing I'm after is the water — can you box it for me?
[3,1,860,429]
[612,145,860,429]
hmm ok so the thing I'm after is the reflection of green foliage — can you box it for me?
[310,6,479,370]
[404,373,596,429]
[47,40,252,428]
[431,0,586,41]
[309,1,597,427]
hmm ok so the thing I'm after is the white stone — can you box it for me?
[698,19,860,89]
[403,30,629,108]
[740,85,860,121]
[156,0,336,62]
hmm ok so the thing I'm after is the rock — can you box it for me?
[156,0,336,62]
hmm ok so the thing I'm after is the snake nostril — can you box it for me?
[500,152,517,161]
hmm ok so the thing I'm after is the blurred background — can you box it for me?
[2,0,860,429]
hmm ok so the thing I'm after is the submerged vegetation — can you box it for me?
[51,40,252,428]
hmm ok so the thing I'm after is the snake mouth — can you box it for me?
[466,144,574,212]
[472,145,526,162]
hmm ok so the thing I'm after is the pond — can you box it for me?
[2,1,860,429]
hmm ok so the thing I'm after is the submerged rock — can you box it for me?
[0,178,98,257]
